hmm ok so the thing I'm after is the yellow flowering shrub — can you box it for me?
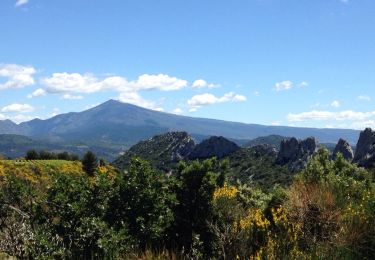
[240,208,270,230]
[213,183,238,201]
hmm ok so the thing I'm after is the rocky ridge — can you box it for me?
[333,138,354,161]
[276,137,318,172]
[188,136,240,160]
[112,132,196,171]
[353,128,375,167]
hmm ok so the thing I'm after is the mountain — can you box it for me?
[0,100,361,160]
[0,120,24,135]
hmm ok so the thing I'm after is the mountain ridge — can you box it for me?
[0,100,361,158]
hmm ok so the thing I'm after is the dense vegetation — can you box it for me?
[0,148,374,259]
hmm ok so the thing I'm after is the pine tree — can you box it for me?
[82,151,98,176]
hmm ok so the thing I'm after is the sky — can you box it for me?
[1,0,375,130]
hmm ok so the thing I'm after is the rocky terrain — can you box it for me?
[333,138,354,161]
[276,137,318,172]
[188,136,240,160]
[353,128,375,167]
[112,131,196,171]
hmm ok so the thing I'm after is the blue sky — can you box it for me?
[1,0,375,129]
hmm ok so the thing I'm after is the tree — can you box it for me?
[106,157,175,249]
[57,151,70,160]
[25,150,39,160]
[172,158,227,256]
[82,151,98,176]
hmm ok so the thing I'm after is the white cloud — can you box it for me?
[15,0,28,7]
[0,64,36,90]
[1,103,34,113]
[187,92,246,111]
[287,110,375,122]
[172,108,183,115]
[192,79,208,88]
[11,114,34,123]
[0,113,35,123]
[192,79,217,89]
[40,72,192,111]
[133,74,188,91]
[62,94,83,100]
[41,73,101,94]
[118,92,164,111]
[358,95,371,101]
[275,80,293,91]
[253,91,260,96]
[27,88,46,98]
[331,100,340,108]
[271,121,281,126]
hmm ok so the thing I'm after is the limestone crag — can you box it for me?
[276,137,318,172]
[353,128,375,167]
[333,138,354,161]
[189,136,240,160]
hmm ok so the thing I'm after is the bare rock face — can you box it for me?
[276,137,318,172]
[333,138,354,161]
[189,136,240,160]
[353,128,375,167]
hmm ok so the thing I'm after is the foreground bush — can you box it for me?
[0,152,374,258]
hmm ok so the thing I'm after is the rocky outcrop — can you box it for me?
[276,137,318,172]
[353,128,375,167]
[113,131,196,171]
[189,136,240,160]
[333,138,354,161]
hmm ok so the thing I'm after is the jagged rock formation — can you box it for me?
[333,138,354,161]
[276,137,318,172]
[112,132,196,171]
[188,136,240,160]
[353,128,375,167]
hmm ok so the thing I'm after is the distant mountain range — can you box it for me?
[0,99,361,160]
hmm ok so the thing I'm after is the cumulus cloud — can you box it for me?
[0,64,36,90]
[287,110,375,122]
[1,103,34,113]
[15,0,28,7]
[274,80,293,91]
[192,79,217,89]
[331,100,340,108]
[40,72,193,111]
[187,92,246,111]
[27,88,46,98]
[41,73,188,94]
